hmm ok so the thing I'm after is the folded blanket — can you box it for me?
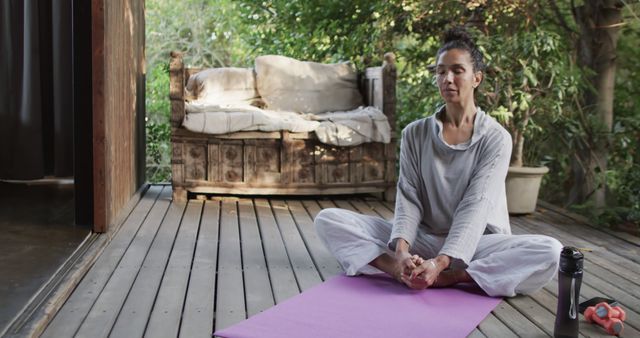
[313,106,391,146]
[183,102,391,146]
[183,103,319,134]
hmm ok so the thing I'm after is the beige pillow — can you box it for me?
[185,67,258,106]
[255,55,363,114]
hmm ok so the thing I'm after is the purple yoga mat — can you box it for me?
[215,274,502,338]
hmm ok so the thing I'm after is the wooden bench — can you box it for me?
[169,52,398,201]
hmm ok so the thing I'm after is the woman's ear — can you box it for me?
[474,71,483,88]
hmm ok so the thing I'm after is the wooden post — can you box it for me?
[169,51,185,128]
[170,51,186,201]
[91,0,107,232]
[382,52,397,202]
[382,52,397,133]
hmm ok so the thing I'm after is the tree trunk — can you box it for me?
[510,114,527,167]
[570,0,623,209]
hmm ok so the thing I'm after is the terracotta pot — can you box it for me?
[506,166,549,214]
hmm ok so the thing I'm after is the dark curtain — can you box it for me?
[0,0,74,180]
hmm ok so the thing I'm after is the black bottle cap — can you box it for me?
[559,246,584,273]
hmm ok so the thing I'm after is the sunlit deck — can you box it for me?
[25,184,640,337]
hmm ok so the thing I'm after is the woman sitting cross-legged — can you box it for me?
[314,27,562,297]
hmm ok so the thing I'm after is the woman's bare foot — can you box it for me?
[432,269,473,287]
[369,253,417,284]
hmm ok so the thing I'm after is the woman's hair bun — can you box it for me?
[443,26,475,46]
[437,25,486,74]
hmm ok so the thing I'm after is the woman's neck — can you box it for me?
[443,102,477,127]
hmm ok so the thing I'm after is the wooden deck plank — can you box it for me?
[517,216,640,279]
[300,199,326,219]
[538,201,640,247]
[285,199,342,280]
[466,328,488,338]
[74,187,172,338]
[506,294,579,337]
[237,198,274,318]
[339,199,378,217]
[37,188,640,338]
[41,185,163,338]
[109,199,187,338]
[536,206,640,250]
[491,300,548,337]
[254,198,299,303]
[513,217,640,286]
[535,210,640,264]
[144,200,203,338]
[317,199,339,211]
[512,217,640,316]
[179,200,222,338]
[211,199,246,332]
[581,257,640,299]
[271,199,323,291]
[528,288,610,338]
[329,200,358,215]
[477,312,518,338]
[512,219,640,304]
[383,200,395,212]
[364,199,394,221]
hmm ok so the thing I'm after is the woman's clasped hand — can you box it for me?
[395,252,443,290]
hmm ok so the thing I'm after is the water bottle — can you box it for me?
[554,246,584,338]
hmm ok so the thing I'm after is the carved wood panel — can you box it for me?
[349,146,363,184]
[221,143,243,182]
[171,141,184,184]
[363,142,385,182]
[291,140,315,184]
[208,143,220,182]
[184,143,207,181]
[244,140,281,184]
[319,146,351,184]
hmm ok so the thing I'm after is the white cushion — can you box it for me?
[183,103,320,134]
[313,106,391,146]
[255,55,363,114]
[185,67,258,106]
[183,103,390,146]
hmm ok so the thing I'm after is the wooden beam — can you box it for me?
[91,0,106,233]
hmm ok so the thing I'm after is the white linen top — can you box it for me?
[388,106,512,267]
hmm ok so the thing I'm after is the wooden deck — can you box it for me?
[38,184,640,338]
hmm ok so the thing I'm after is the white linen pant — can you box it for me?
[314,208,563,297]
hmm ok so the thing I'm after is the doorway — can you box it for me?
[0,0,93,332]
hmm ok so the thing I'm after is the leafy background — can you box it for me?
[145,0,639,232]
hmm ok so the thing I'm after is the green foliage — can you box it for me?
[236,0,400,66]
[145,0,639,230]
[146,62,170,123]
[537,4,640,229]
[146,0,252,68]
[475,28,583,166]
[145,119,171,183]
[145,0,253,182]
[603,16,640,227]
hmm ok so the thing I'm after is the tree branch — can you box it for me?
[548,0,578,34]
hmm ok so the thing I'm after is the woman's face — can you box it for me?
[435,48,482,105]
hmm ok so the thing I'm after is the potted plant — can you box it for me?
[478,28,580,214]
